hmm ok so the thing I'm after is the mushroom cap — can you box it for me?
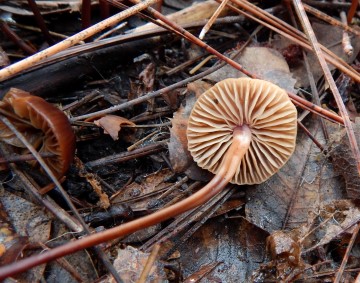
[187,78,297,185]
[0,88,76,178]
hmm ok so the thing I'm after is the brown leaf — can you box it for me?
[178,217,268,282]
[168,82,212,176]
[111,168,174,212]
[328,117,360,199]
[168,90,199,173]
[0,200,29,266]
[205,46,297,92]
[301,200,360,252]
[245,119,345,233]
[94,115,135,141]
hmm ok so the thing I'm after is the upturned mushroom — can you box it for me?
[0,88,76,178]
[0,78,298,279]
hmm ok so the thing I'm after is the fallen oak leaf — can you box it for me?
[94,115,136,141]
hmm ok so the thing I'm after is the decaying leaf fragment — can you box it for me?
[168,81,212,176]
[0,200,28,266]
[328,118,360,199]
[302,200,360,251]
[94,115,135,141]
[252,230,304,282]
[205,47,296,92]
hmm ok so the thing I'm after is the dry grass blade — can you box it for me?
[292,0,360,176]
[0,0,161,81]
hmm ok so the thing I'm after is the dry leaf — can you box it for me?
[94,115,135,141]
[111,168,174,212]
[178,217,268,282]
[205,46,296,92]
[302,200,360,252]
[168,82,213,177]
[328,117,360,199]
[0,189,52,281]
[245,119,345,233]
[0,200,28,266]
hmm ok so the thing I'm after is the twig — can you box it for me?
[334,223,360,283]
[297,121,324,152]
[347,0,359,24]
[136,244,161,283]
[199,0,230,39]
[303,4,360,37]
[0,0,161,81]
[0,152,55,164]
[82,0,92,29]
[127,130,159,151]
[285,1,329,141]
[292,0,360,175]
[86,140,167,168]
[27,0,54,45]
[0,22,36,55]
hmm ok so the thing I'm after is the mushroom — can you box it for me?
[187,77,298,185]
[0,88,76,178]
[0,78,298,279]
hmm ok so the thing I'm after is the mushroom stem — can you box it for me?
[0,125,252,280]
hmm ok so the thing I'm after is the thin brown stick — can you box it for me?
[0,0,161,81]
[334,223,360,283]
[303,3,360,37]
[292,0,360,176]
[297,121,324,151]
[0,22,36,55]
[347,0,359,24]
[0,152,55,164]
[27,0,54,44]
[285,1,329,141]
[82,0,92,29]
